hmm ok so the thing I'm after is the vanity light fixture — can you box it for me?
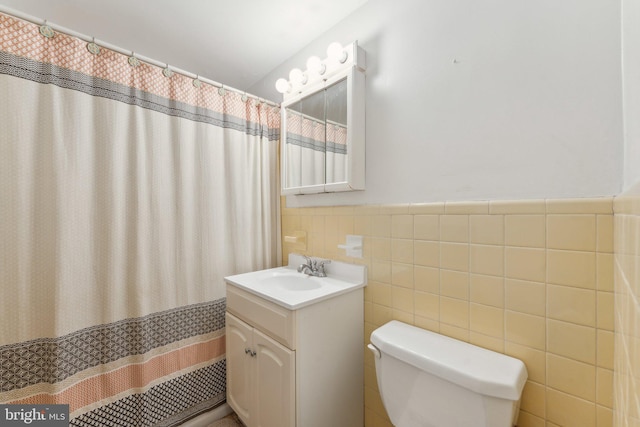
[275,41,364,97]
[288,68,308,85]
[306,56,326,76]
[327,42,348,64]
[275,78,291,94]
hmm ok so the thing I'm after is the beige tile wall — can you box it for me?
[281,197,615,427]
[613,188,640,427]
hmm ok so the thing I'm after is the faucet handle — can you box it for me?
[298,255,313,274]
[316,259,331,276]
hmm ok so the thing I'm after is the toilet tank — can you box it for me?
[370,321,528,427]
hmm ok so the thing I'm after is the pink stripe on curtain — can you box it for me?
[0,12,279,427]
[10,336,225,415]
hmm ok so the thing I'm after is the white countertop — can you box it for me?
[224,255,367,310]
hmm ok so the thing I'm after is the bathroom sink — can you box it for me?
[263,274,323,291]
[224,254,367,309]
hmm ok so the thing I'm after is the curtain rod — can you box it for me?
[0,5,280,108]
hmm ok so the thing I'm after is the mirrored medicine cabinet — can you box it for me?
[279,42,366,195]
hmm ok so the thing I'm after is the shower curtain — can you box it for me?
[0,13,279,427]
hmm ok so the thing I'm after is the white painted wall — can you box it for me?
[250,0,624,207]
[623,0,640,191]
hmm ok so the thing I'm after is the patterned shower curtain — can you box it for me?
[0,13,279,426]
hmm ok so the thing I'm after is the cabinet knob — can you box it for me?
[245,348,251,355]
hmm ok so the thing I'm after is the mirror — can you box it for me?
[281,65,365,195]
[284,86,326,190]
[325,78,348,185]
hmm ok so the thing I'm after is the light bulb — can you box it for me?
[275,78,290,94]
[306,56,326,75]
[289,68,308,85]
[327,42,348,63]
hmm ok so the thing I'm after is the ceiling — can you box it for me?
[0,0,369,91]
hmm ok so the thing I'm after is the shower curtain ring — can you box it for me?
[193,75,202,88]
[87,37,101,55]
[163,64,174,78]
[39,19,55,38]
[128,51,140,67]
[218,85,226,96]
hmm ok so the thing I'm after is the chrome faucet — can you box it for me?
[297,256,331,277]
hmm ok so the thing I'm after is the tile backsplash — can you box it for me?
[281,197,614,427]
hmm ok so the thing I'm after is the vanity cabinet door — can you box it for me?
[226,312,296,427]
[253,329,295,427]
[226,313,253,425]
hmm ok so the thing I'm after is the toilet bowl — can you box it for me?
[368,321,528,427]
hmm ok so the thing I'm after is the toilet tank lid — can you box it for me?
[370,321,528,401]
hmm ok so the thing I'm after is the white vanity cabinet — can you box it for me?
[226,311,295,427]
[225,275,364,427]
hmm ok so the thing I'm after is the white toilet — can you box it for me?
[368,321,528,427]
